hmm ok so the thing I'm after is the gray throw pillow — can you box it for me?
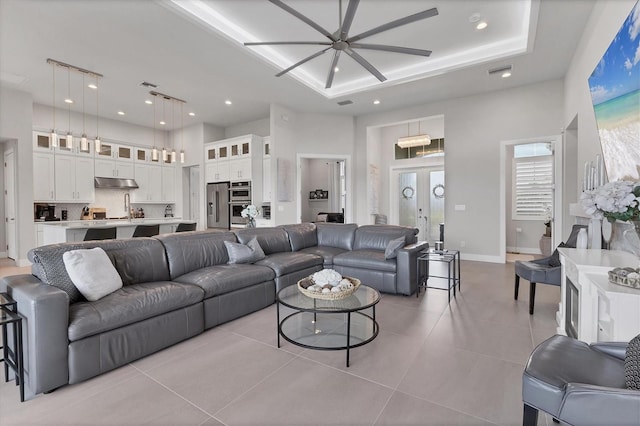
[625,334,640,389]
[384,236,405,259]
[224,238,266,264]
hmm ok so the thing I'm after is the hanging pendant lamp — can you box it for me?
[50,61,58,148]
[66,67,73,150]
[80,73,88,152]
[180,102,185,163]
[94,74,101,153]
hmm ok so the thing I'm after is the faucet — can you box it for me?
[124,193,131,222]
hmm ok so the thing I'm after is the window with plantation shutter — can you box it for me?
[513,155,553,220]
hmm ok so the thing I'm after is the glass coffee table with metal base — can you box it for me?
[276,283,380,367]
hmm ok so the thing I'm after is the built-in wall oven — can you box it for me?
[229,181,251,226]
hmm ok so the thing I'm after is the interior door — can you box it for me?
[396,167,444,244]
[4,149,16,259]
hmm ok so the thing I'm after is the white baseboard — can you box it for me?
[460,253,504,263]
[506,246,541,255]
[16,258,31,267]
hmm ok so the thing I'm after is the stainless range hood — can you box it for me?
[94,177,139,189]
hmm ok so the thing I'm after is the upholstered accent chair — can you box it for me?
[514,224,587,314]
[522,334,640,426]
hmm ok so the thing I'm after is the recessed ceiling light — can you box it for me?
[188,112,195,116]
[373,99,381,105]
[225,100,232,105]
[501,71,512,78]
[334,67,339,72]
[88,84,97,89]
[476,21,488,30]
[145,100,153,105]
[64,98,73,104]
[117,111,125,115]
[159,121,166,125]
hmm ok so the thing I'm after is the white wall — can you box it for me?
[0,88,34,265]
[224,118,269,139]
[563,0,636,182]
[355,79,565,262]
[270,105,355,225]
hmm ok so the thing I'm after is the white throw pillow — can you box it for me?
[63,247,123,301]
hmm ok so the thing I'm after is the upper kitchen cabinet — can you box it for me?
[33,152,55,201]
[54,152,95,203]
[134,147,161,164]
[94,142,134,179]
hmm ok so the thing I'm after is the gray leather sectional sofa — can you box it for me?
[0,222,426,399]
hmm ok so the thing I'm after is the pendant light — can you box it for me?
[80,73,88,152]
[180,101,185,164]
[66,67,73,150]
[50,61,58,147]
[161,97,168,162]
[152,95,158,161]
[94,74,101,153]
[397,121,431,148]
[170,99,176,163]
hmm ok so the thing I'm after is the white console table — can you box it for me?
[557,248,640,343]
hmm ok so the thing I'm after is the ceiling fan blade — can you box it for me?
[269,0,336,42]
[275,47,331,77]
[325,50,341,89]
[245,41,332,46]
[344,48,386,82]
[350,43,431,57]
[340,0,360,40]
[348,7,438,43]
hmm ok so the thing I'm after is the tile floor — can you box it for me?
[0,259,560,425]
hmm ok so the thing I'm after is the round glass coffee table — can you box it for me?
[276,283,380,367]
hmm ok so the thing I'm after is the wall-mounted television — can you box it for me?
[587,0,640,182]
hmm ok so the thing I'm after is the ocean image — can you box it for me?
[588,1,640,181]
[593,89,640,180]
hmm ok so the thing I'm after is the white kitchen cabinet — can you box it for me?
[205,158,229,182]
[132,163,162,203]
[230,139,250,158]
[94,142,134,178]
[162,165,176,202]
[134,147,161,164]
[229,158,251,181]
[54,153,95,202]
[263,136,271,157]
[33,131,55,152]
[33,152,56,201]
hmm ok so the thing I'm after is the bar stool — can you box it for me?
[84,227,117,241]
[132,224,159,237]
[175,223,196,232]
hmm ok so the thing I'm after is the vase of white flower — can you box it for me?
[241,204,259,228]
[581,180,640,256]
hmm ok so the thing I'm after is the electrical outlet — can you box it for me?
[460,241,466,247]
[516,227,522,233]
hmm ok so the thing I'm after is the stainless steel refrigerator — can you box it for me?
[207,182,230,229]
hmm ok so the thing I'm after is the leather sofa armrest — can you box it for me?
[559,383,640,426]
[590,342,628,361]
[1,274,69,397]
[395,241,429,296]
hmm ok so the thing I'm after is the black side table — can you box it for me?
[416,249,461,302]
[1,292,24,402]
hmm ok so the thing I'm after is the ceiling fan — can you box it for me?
[244,0,438,89]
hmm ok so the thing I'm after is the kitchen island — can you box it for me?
[38,218,197,246]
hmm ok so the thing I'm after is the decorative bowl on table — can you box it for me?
[297,269,361,300]
[608,267,640,289]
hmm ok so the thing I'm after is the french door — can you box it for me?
[393,167,444,244]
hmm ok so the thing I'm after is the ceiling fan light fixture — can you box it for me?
[397,134,431,148]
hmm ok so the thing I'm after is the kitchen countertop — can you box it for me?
[37,218,194,229]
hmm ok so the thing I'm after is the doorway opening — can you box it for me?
[4,146,16,260]
[297,154,350,224]
[182,165,200,228]
[391,166,444,244]
[500,135,563,263]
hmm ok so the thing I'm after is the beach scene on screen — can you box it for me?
[588,1,640,181]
